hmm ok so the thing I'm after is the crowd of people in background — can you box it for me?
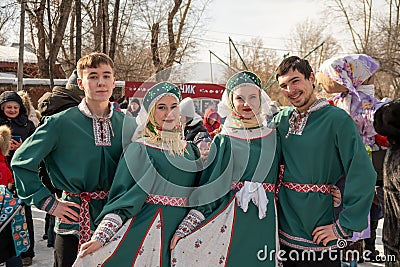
[0,51,398,267]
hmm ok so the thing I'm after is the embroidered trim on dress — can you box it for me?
[231,181,275,193]
[132,209,163,266]
[146,194,188,207]
[335,219,351,238]
[48,198,58,215]
[92,213,123,245]
[332,223,341,239]
[40,196,53,211]
[175,209,205,237]
[281,182,332,194]
[279,238,338,251]
[286,98,329,138]
[279,229,316,244]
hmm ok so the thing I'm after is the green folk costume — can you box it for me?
[73,140,201,266]
[172,126,280,267]
[272,103,376,251]
[11,104,136,240]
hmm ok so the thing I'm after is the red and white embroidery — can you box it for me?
[146,194,187,207]
[231,181,275,193]
[282,182,332,194]
[175,209,205,237]
[64,190,109,248]
[334,219,351,238]
[92,213,122,245]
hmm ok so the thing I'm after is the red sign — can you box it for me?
[125,82,225,99]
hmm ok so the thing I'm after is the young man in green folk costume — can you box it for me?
[273,56,376,266]
[11,52,136,267]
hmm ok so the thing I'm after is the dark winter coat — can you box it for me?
[374,99,400,261]
[184,119,209,141]
[38,86,81,116]
[0,91,35,161]
[382,148,400,259]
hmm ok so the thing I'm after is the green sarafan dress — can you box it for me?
[172,125,281,267]
[73,138,201,267]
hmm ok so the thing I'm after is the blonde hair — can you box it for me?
[0,125,11,156]
[17,91,32,116]
[315,72,348,94]
[139,106,185,156]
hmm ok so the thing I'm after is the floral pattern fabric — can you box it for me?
[317,54,390,147]
[171,198,236,267]
[72,217,134,267]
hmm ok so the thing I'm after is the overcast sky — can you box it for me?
[194,0,387,62]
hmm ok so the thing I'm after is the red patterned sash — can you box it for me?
[281,182,332,193]
[231,181,275,193]
[64,190,109,248]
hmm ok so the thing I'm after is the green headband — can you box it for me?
[143,82,182,111]
[225,71,262,96]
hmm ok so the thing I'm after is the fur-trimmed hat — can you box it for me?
[17,91,40,127]
[0,125,11,156]
[17,91,33,117]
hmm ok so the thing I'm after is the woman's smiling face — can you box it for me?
[153,95,180,130]
[2,101,20,119]
[231,85,260,119]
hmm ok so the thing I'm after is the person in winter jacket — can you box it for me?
[0,124,27,267]
[179,97,209,141]
[203,108,221,139]
[38,70,84,117]
[0,91,36,161]
[126,98,141,117]
[12,52,136,267]
[0,125,13,188]
[374,99,400,267]
[0,91,36,266]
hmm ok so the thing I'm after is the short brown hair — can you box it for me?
[77,52,114,78]
[275,56,314,81]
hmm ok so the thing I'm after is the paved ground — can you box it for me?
[29,207,385,267]
[30,208,53,267]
